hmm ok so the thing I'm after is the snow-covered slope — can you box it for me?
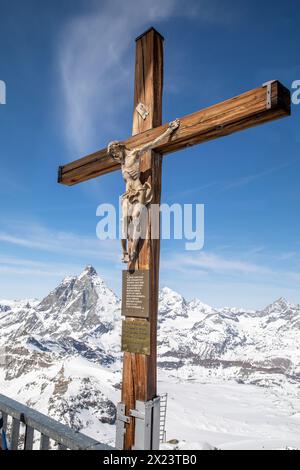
[159,373,300,451]
[0,266,299,448]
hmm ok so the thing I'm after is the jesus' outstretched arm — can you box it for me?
[135,119,180,158]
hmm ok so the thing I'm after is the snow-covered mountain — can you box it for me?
[0,266,299,446]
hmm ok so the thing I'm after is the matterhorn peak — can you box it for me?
[80,265,98,278]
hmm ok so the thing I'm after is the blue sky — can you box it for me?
[0,0,300,308]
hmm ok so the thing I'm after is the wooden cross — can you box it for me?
[58,28,291,450]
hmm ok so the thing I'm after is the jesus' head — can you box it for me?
[107,141,126,163]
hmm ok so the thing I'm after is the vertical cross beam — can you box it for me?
[121,27,164,450]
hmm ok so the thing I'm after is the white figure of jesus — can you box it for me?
[107,119,180,264]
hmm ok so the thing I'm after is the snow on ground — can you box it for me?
[158,371,300,450]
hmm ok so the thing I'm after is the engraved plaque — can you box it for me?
[122,270,150,318]
[121,319,150,355]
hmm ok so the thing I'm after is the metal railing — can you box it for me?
[0,393,114,450]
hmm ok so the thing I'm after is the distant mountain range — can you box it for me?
[0,266,299,445]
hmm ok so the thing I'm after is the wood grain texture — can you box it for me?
[121,28,163,450]
[58,81,290,186]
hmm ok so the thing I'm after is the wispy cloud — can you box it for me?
[0,223,119,262]
[275,252,297,261]
[0,222,122,298]
[57,0,234,156]
[175,158,300,199]
[163,251,271,275]
[58,0,179,155]
[1,226,300,306]
[162,250,300,284]
[0,256,82,278]
[222,160,298,191]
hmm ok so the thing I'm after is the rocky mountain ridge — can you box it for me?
[0,266,299,444]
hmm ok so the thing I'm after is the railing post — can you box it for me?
[24,425,34,450]
[40,434,50,450]
[11,417,21,450]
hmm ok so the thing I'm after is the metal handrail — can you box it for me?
[0,393,114,450]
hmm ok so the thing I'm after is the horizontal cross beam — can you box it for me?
[58,81,290,186]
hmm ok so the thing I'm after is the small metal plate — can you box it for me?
[122,270,150,318]
[262,80,276,110]
[121,319,150,355]
[136,102,149,120]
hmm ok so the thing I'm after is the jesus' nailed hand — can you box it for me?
[107,119,180,265]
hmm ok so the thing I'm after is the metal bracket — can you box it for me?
[262,80,276,110]
[130,408,145,420]
[116,397,161,450]
[130,397,161,451]
[136,102,150,120]
[115,403,130,450]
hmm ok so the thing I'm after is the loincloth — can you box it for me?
[122,182,152,204]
